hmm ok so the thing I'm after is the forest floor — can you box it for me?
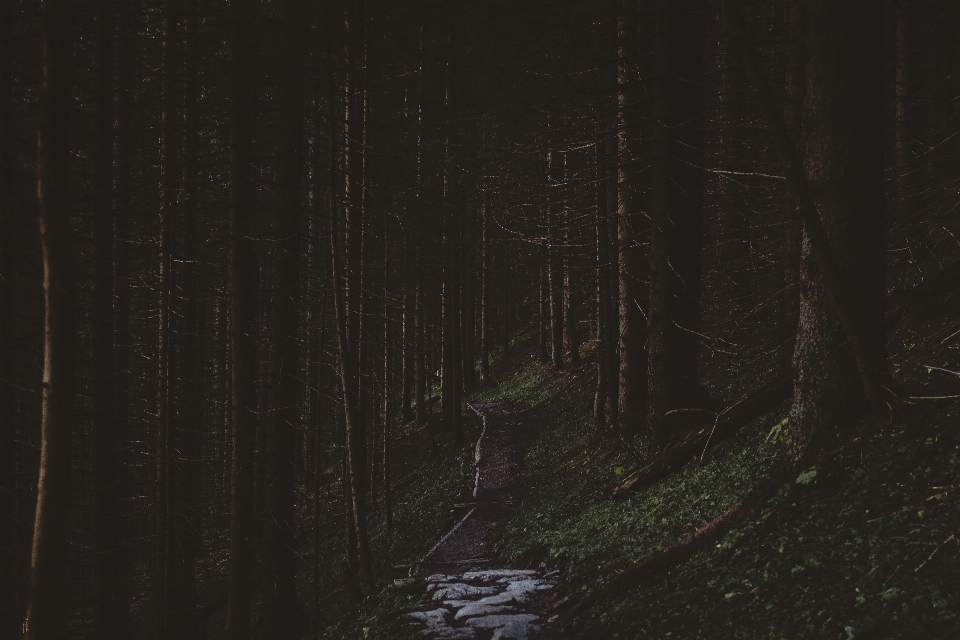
[402,402,561,639]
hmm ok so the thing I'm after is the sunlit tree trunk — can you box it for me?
[23,0,74,636]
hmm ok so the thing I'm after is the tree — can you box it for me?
[648,0,713,451]
[23,0,74,637]
[225,0,259,635]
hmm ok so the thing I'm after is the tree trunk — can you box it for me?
[0,0,17,632]
[787,0,887,456]
[616,0,647,439]
[225,0,259,635]
[91,1,135,636]
[177,1,203,634]
[547,148,564,369]
[263,0,308,634]
[480,186,491,383]
[23,0,74,637]
[648,0,711,451]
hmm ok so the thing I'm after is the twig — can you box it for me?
[914,534,955,573]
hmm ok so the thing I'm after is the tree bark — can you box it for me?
[24,0,74,637]
[225,0,259,635]
[91,0,135,636]
[786,0,888,454]
[648,0,711,450]
[616,0,647,439]
[547,148,564,369]
[263,0,308,634]
[728,0,892,429]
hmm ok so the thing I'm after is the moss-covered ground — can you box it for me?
[326,326,959,639]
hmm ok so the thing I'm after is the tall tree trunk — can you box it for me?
[336,0,374,589]
[225,0,259,635]
[156,1,179,634]
[0,0,18,632]
[617,0,647,439]
[480,185,492,383]
[23,0,74,637]
[787,1,887,457]
[177,1,203,635]
[603,7,621,433]
[728,0,893,427]
[263,0,308,634]
[779,0,804,372]
[594,127,610,428]
[648,0,710,451]
[894,1,928,276]
[91,1,134,636]
[547,148,564,368]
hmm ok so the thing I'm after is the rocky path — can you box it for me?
[403,403,558,639]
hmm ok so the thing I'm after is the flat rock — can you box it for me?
[407,609,451,624]
[465,613,540,630]
[503,579,551,600]
[472,592,525,607]
[453,602,518,620]
[408,608,478,639]
[491,618,540,640]
[432,583,499,601]
[462,569,537,581]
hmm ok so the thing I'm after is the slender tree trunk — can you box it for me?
[594,128,609,428]
[480,185,491,383]
[0,0,17,631]
[91,1,134,636]
[894,1,928,276]
[617,0,648,440]
[602,11,621,433]
[337,0,374,588]
[648,0,711,450]
[177,1,203,635]
[263,0,308,635]
[155,1,180,634]
[225,0,259,635]
[547,148,564,369]
[23,0,74,637]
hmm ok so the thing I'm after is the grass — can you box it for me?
[474,331,960,639]
[330,325,960,639]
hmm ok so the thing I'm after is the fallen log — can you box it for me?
[612,371,791,498]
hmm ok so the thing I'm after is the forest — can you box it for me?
[2,0,960,638]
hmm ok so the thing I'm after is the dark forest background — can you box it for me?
[2,0,960,638]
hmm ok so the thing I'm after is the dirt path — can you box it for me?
[404,402,559,639]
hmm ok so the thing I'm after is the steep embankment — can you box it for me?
[469,333,960,639]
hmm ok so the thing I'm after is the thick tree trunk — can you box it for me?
[780,0,804,372]
[616,0,647,439]
[263,0,308,634]
[787,0,887,456]
[225,0,259,635]
[648,0,711,451]
[91,1,134,636]
[24,1,74,637]
[728,0,892,428]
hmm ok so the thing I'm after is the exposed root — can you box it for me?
[613,372,791,497]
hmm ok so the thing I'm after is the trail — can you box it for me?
[403,402,559,640]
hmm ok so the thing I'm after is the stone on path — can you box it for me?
[465,613,540,630]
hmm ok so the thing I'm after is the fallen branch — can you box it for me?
[613,372,791,497]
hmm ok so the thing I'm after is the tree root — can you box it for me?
[612,372,791,497]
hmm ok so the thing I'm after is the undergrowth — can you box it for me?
[477,332,960,639]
